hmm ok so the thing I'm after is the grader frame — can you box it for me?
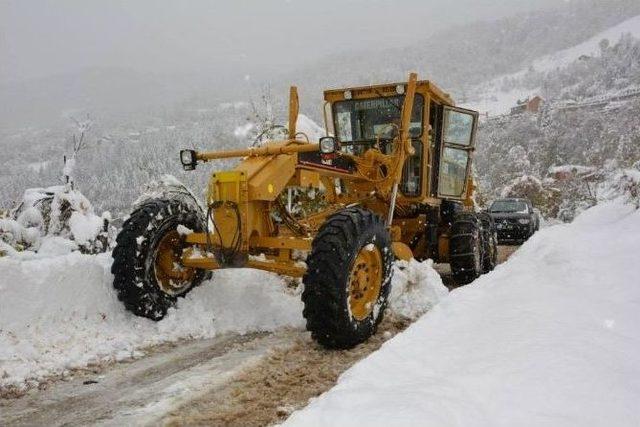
[179,73,476,277]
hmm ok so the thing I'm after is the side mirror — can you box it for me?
[319,136,340,155]
[180,149,197,171]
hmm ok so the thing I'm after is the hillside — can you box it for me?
[0,0,638,219]
[472,19,640,220]
[468,14,640,115]
[281,0,640,112]
[1,0,638,132]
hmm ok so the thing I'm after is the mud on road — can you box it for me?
[1,332,294,426]
[163,315,411,426]
[161,246,520,426]
[1,317,410,427]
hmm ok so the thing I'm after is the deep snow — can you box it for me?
[0,247,444,391]
[0,254,304,391]
[284,199,640,427]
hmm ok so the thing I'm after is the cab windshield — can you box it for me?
[490,200,528,213]
[333,94,424,142]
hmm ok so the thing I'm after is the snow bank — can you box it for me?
[285,199,640,427]
[0,241,447,392]
[0,254,304,391]
[388,259,448,319]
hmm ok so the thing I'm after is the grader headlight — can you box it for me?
[319,136,339,155]
[180,149,197,171]
[319,136,340,166]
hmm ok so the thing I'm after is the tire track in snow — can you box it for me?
[162,316,412,427]
[1,331,301,426]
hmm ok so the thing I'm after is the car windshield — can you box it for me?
[333,94,424,142]
[490,200,528,213]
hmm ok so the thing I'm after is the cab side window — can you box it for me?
[401,140,422,196]
[437,107,477,198]
[438,147,469,197]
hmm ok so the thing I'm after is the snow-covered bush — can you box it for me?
[599,163,640,208]
[1,186,114,256]
[500,175,562,218]
[0,218,40,253]
[613,169,640,208]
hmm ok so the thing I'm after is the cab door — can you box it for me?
[436,106,479,200]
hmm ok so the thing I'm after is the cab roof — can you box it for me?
[323,79,455,106]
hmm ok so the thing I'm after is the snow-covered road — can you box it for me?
[1,331,294,426]
[0,233,449,425]
[0,255,305,394]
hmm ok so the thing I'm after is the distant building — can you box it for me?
[510,96,544,115]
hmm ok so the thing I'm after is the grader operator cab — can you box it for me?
[112,73,497,349]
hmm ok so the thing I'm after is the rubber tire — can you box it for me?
[478,212,498,273]
[302,207,393,349]
[449,212,484,285]
[111,198,207,320]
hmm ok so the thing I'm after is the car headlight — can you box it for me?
[518,218,530,225]
[319,137,338,154]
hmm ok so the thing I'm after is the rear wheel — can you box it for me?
[449,212,483,285]
[478,212,498,273]
[302,207,393,349]
[111,198,207,320]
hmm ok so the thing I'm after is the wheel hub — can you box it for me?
[348,244,383,321]
[154,230,196,295]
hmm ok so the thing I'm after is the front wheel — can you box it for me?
[302,207,393,349]
[111,198,208,320]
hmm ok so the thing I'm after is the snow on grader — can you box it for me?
[112,73,497,349]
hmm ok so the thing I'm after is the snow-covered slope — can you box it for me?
[529,14,640,74]
[467,14,640,116]
[284,200,640,427]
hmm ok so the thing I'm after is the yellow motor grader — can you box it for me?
[112,73,497,348]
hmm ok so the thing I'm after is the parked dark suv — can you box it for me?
[488,198,539,244]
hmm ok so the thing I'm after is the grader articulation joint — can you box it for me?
[111,73,497,349]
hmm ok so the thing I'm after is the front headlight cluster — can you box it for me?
[180,149,197,171]
[518,218,530,225]
[319,137,339,154]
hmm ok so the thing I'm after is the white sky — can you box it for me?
[1,0,559,83]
